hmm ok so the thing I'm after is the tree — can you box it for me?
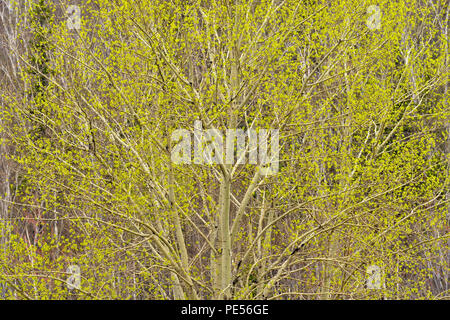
[0,0,448,299]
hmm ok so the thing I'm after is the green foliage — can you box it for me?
[0,0,448,299]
